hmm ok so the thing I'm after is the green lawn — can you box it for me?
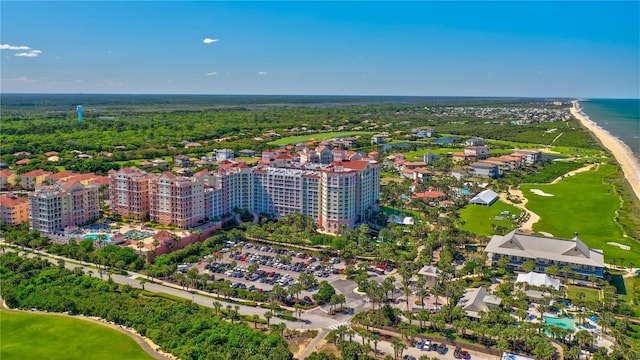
[0,310,153,360]
[520,164,638,263]
[268,131,376,145]
[458,200,522,236]
[567,285,600,302]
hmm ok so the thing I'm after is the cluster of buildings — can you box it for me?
[422,104,572,124]
[109,147,380,234]
[468,149,542,178]
[0,170,106,232]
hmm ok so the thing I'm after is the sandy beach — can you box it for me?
[571,101,640,201]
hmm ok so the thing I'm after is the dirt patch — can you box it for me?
[288,331,317,358]
[314,340,342,358]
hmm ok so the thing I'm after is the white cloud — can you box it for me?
[1,44,31,50]
[15,50,42,57]
[203,38,219,44]
[206,72,218,76]
[258,71,268,75]
[0,76,37,83]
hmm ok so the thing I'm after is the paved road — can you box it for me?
[0,243,348,330]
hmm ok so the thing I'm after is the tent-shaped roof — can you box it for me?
[470,189,498,205]
[515,272,560,290]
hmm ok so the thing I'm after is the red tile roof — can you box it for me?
[412,191,447,199]
[341,160,370,170]
[0,194,28,207]
[22,169,52,177]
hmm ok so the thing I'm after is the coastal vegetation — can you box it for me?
[0,253,293,360]
[0,310,153,360]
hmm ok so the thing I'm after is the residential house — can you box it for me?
[215,149,235,161]
[238,149,256,157]
[0,170,17,190]
[465,138,485,147]
[21,169,53,190]
[469,161,500,178]
[174,155,191,167]
[464,146,490,160]
[371,134,386,144]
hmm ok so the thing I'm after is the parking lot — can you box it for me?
[184,242,348,301]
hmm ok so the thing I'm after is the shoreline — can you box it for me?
[571,100,640,201]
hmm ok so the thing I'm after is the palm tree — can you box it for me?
[294,303,303,319]
[574,329,593,350]
[264,311,273,326]
[391,338,406,360]
[252,314,260,329]
[213,301,222,316]
[370,332,381,355]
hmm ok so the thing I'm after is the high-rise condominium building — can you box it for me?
[29,181,100,234]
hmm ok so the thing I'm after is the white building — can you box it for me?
[216,149,235,161]
[485,230,605,279]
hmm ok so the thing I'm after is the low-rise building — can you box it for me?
[20,169,53,190]
[457,287,502,319]
[513,149,542,165]
[464,146,490,160]
[371,134,386,144]
[0,170,17,190]
[0,193,29,225]
[469,161,500,178]
[485,230,604,279]
[215,149,235,161]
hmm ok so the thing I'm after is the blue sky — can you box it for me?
[1,1,638,97]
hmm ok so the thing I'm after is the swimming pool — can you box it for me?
[84,234,111,241]
[544,316,576,330]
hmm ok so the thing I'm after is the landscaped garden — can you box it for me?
[458,200,522,236]
[0,310,153,360]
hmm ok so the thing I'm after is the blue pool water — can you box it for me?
[544,316,575,330]
[84,234,111,241]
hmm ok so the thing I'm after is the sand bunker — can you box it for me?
[607,242,630,250]
[530,189,555,197]
[539,232,554,237]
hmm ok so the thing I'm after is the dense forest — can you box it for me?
[0,95,596,169]
[0,253,292,360]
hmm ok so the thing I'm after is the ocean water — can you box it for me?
[578,99,640,159]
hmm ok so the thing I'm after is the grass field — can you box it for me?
[567,285,600,302]
[268,131,376,145]
[0,310,152,360]
[520,164,638,263]
[458,200,522,236]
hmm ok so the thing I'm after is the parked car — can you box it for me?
[415,339,425,349]
[454,347,462,358]
[437,343,448,355]
[458,350,470,359]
